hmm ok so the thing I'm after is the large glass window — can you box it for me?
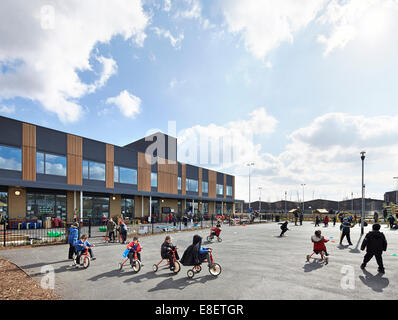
[226,186,233,197]
[36,152,66,176]
[202,181,208,194]
[226,202,233,214]
[151,172,158,187]
[115,166,137,185]
[217,184,224,195]
[121,197,135,219]
[0,191,8,218]
[83,160,105,181]
[83,195,109,223]
[186,178,198,192]
[36,152,44,174]
[114,166,119,183]
[202,202,209,215]
[178,177,182,191]
[0,145,21,171]
[26,192,67,221]
[216,202,223,214]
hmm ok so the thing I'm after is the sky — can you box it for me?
[1,0,398,202]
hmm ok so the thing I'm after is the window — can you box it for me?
[217,184,224,195]
[119,167,137,185]
[178,177,182,191]
[26,192,66,221]
[226,186,233,197]
[0,145,21,171]
[151,172,157,187]
[0,191,8,217]
[121,197,135,219]
[202,181,208,194]
[83,160,105,181]
[83,195,109,221]
[36,152,66,176]
[114,166,119,183]
[186,178,198,192]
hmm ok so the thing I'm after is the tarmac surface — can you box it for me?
[1,221,397,300]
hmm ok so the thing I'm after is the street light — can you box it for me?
[351,192,354,212]
[301,184,306,214]
[247,162,255,211]
[258,187,262,213]
[360,151,366,235]
[284,191,287,216]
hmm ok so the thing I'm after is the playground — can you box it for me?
[1,221,397,300]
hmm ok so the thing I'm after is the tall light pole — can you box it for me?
[394,177,398,205]
[301,184,306,214]
[247,162,255,211]
[360,151,366,235]
[284,191,287,216]
[351,192,354,212]
[258,187,262,213]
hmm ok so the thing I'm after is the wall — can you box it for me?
[8,187,26,219]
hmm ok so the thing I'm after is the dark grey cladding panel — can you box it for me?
[186,191,198,197]
[178,163,182,176]
[83,179,106,188]
[151,162,157,172]
[36,174,67,184]
[217,172,224,184]
[114,146,138,168]
[0,116,22,147]
[202,168,208,181]
[114,183,138,193]
[124,132,177,162]
[83,138,106,162]
[186,164,198,179]
[36,126,67,155]
[226,175,233,186]
[0,169,21,180]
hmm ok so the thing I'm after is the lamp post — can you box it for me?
[258,187,262,213]
[247,162,255,211]
[301,184,306,214]
[351,192,354,212]
[284,191,287,216]
[360,151,366,235]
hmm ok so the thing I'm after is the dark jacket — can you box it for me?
[280,222,288,231]
[361,231,387,254]
[161,241,176,259]
[180,235,202,266]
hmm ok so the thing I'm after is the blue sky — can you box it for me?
[1,0,398,202]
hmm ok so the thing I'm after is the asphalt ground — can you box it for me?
[1,221,397,300]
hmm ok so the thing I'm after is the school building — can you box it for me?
[0,115,242,224]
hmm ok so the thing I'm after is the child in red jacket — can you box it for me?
[306,230,329,264]
[126,237,143,266]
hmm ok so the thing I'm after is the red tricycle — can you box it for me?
[207,227,222,242]
[118,249,141,273]
[187,248,222,279]
[152,247,181,274]
[73,247,91,269]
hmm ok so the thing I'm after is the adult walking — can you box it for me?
[360,223,387,274]
[107,217,116,242]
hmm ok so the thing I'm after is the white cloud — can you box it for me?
[0,0,148,123]
[220,0,327,60]
[0,105,15,114]
[164,0,172,12]
[152,27,184,49]
[106,90,141,119]
[174,0,201,20]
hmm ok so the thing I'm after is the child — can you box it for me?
[107,217,116,242]
[74,235,95,267]
[340,218,353,245]
[161,236,179,270]
[279,221,289,237]
[210,220,222,240]
[180,235,214,269]
[126,236,142,266]
[315,216,320,227]
[307,230,329,264]
[67,222,79,263]
[360,223,387,274]
[324,215,329,227]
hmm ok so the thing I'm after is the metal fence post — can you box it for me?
[88,218,91,238]
[3,220,6,247]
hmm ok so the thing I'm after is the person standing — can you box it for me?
[333,215,337,227]
[360,224,387,274]
[324,215,329,227]
[373,212,379,224]
[315,215,320,227]
[340,218,353,245]
[294,211,298,226]
[67,222,79,263]
[119,220,128,244]
[388,215,395,229]
[107,217,116,242]
[299,213,303,226]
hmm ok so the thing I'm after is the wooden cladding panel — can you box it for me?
[138,152,151,192]
[208,170,216,198]
[198,168,202,196]
[181,164,186,195]
[223,174,226,198]
[158,158,178,194]
[22,123,36,181]
[67,135,82,185]
[106,144,114,189]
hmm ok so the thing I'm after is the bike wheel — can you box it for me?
[217,237,222,242]
[206,236,211,242]
[173,261,181,273]
[194,265,202,273]
[152,264,158,272]
[132,260,141,273]
[118,262,123,270]
[209,263,221,277]
[187,269,194,279]
[82,256,90,269]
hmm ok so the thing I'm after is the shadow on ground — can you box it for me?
[359,269,389,293]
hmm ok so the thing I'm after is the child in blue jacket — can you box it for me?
[74,235,95,266]
[68,222,79,262]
